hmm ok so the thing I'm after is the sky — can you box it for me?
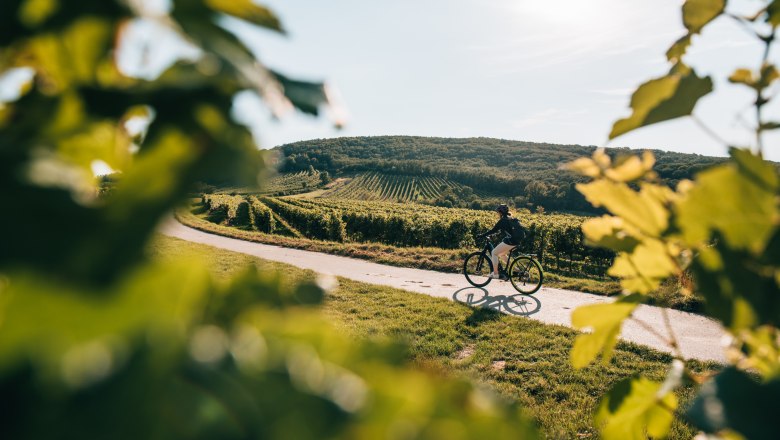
[1,0,777,161]
[227,0,780,160]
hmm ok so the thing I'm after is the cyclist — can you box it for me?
[478,204,526,280]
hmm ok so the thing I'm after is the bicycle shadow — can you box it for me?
[452,287,542,317]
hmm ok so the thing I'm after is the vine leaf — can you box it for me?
[576,180,671,237]
[566,157,603,178]
[676,148,777,253]
[692,242,780,330]
[595,376,678,440]
[666,34,691,62]
[729,65,779,90]
[0,259,212,375]
[688,367,780,440]
[581,216,641,253]
[666,0,724,61]
[203,0,284,33]
[759,120,780,131]
[682,0,725,34]
[666,35,691,62]
[19,0,60,27]
[570,296,641,369]
[604,151,656,182]
[728,68,754,86]
[608,239,679,294]
[767,0,780,27]
[729,147,780,190]
[610,68,713,139]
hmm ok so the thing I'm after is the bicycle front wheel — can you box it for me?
[463,252,493,287]
[508,256,543,294]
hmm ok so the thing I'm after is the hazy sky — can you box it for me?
[229,0,780,160]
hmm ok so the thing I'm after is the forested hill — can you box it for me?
[275,136,726,212]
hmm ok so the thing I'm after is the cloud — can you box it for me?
[512,108,589,128]
[589,87,636,96]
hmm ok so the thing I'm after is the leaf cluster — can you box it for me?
[565,1,780,438]
[0,1,538,438]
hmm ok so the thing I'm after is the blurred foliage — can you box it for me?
[566,1,780,439]
[0,0,537,438]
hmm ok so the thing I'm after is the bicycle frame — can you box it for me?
[481,240,528,274]
[465,237,544,294]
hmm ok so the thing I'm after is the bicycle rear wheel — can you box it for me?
[508,256,543,294]
[463,252,493,287]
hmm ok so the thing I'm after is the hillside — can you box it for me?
[275,136,727,212]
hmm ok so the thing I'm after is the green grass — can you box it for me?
[149,236,718,439]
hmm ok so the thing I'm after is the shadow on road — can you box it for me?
[452,287,541,317]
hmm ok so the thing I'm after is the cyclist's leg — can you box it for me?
[491,242,514,275]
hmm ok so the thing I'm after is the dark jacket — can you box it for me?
[481,216,525,246]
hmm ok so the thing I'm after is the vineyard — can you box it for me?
[213,171,327,196]
[320,172,489,202]
[199,193,614,277]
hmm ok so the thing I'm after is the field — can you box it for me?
[319,172,492,203]
[213,170,327,197]
[196,192,614,278]
[150,236,716,439]
[216,169,503,209]
[191,178,706,310]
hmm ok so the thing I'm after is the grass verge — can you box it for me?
[149,235,718,439]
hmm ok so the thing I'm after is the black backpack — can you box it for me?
[508,217,527,241]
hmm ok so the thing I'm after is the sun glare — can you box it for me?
[508,0,639,41]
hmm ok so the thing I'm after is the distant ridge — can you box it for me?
[274,136,727,213]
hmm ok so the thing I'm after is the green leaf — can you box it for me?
[729,147,780,191]
[604,151,656,182]
[759,121,780,131]
[596,376,678,440]
[688,367,780,440]
[757,64,779,89]
[767,0,780,27]
[727,65,777,91]
[676,151,778,254]
[570,296,641,368]
[610,68,713,139]
[271,70,330,117]
[19,0,59,27]
[691,240,780,330]
[682,0,725,34]
[63,17,112,84]
[737,327,780,380]
[729,68,755,87]
[666,34,692,62]
[576,180,671,237]
[204,0,283,33]
[581,216,641,252]
[21,16,112,93]
[56,121,131,173]
[608,239,679,294]
[0,260,211,377]
[565,156,603,178]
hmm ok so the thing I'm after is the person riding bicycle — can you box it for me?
[477,204,526,280]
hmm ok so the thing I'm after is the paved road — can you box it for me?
[161,219,726,363]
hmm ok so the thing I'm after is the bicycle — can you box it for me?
[462,236,544,294]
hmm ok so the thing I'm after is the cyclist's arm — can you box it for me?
[479,219,505,237]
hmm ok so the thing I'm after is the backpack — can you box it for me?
[508,217,527,241]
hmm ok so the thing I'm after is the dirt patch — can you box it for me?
[454,345,475,360]
[325,178,350,189]
[491,360,506,371]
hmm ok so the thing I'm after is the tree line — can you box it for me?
[276,136,728,213]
